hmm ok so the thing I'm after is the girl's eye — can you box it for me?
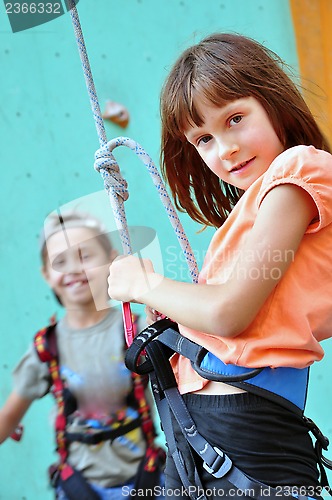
[78,247,92,262]
[229,115,243,126]
[197,135,212,147]
[53,256,65,267]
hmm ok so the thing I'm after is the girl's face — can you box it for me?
[42,227,116,310]
[184,96,284,190]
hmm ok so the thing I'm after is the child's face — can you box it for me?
[184,96,284,191]
[42,226,116,310]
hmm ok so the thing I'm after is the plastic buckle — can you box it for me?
[304,416,329,450]
[48,465,60,487]
[203,447,232,478]
[197,494,207,500]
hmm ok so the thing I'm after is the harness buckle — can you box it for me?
[203,447,232,478]
[48,464,60,487]
[303,416,329,450]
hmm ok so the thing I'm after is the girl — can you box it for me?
[0,210,164,500]
[107,33,332,498]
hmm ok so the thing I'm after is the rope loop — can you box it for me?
[94,143,129,202]
[95,136,200,283]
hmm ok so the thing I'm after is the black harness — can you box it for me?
[125,319,332,500]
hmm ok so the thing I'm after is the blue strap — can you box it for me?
[200,352,309,411]
[157,326,308,413]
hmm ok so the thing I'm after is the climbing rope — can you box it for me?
[68,2,199,344]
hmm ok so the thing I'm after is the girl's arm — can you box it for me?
[108,184,317,337]
[0,391,31,444]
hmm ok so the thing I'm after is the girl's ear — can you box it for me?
[41,264,50,284]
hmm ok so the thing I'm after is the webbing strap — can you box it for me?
[145,339,317,500]
[129,315,159,457]
[35,326,68,466]
[65,417,142,445]
[34,319,159,473]
[158,328,264,381]
[57,464,100,500]
[156,394,206,500]
[126,321,332,499]
[157,327,308,414]
[126,321,306,414]
[144,340,231,480]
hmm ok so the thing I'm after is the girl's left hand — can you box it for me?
[108,255,159,303]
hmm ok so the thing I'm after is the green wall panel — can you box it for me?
[0,1,330,498]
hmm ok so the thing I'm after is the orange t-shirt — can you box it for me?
[172,145,332,394]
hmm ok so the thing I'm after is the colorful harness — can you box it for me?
[125,318,332,500]
[34,315,165,500]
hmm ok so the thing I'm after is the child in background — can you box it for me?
[0,210,164,500]
[107,33,332,498]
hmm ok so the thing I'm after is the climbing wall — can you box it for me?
[0,1,330,498]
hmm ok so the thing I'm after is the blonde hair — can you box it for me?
[40,210,113,265]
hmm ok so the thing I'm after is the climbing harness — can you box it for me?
[34,316,165,500]
[125,319,332,500]
[66,2,332,499]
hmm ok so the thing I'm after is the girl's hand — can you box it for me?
[108,255,161,303]
[0,392,31,444]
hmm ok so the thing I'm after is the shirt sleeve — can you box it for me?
[257,145,332,233]
[13,343,51,400]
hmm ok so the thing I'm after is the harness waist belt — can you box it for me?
[158,327,309,413]
[125,319,332,500]
[65,417,141,445]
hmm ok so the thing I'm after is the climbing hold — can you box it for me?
[102,100,129,128]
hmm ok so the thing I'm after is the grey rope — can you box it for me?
[68,3,199,325]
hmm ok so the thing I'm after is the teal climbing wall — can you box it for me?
[0,1,331,498]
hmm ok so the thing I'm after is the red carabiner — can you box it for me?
[122,301,134,347]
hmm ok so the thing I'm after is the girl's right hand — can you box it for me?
[108,255,161,303]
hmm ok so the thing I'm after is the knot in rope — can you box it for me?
[94,143,129,201]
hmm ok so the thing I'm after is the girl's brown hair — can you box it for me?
[160,33,330,228]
